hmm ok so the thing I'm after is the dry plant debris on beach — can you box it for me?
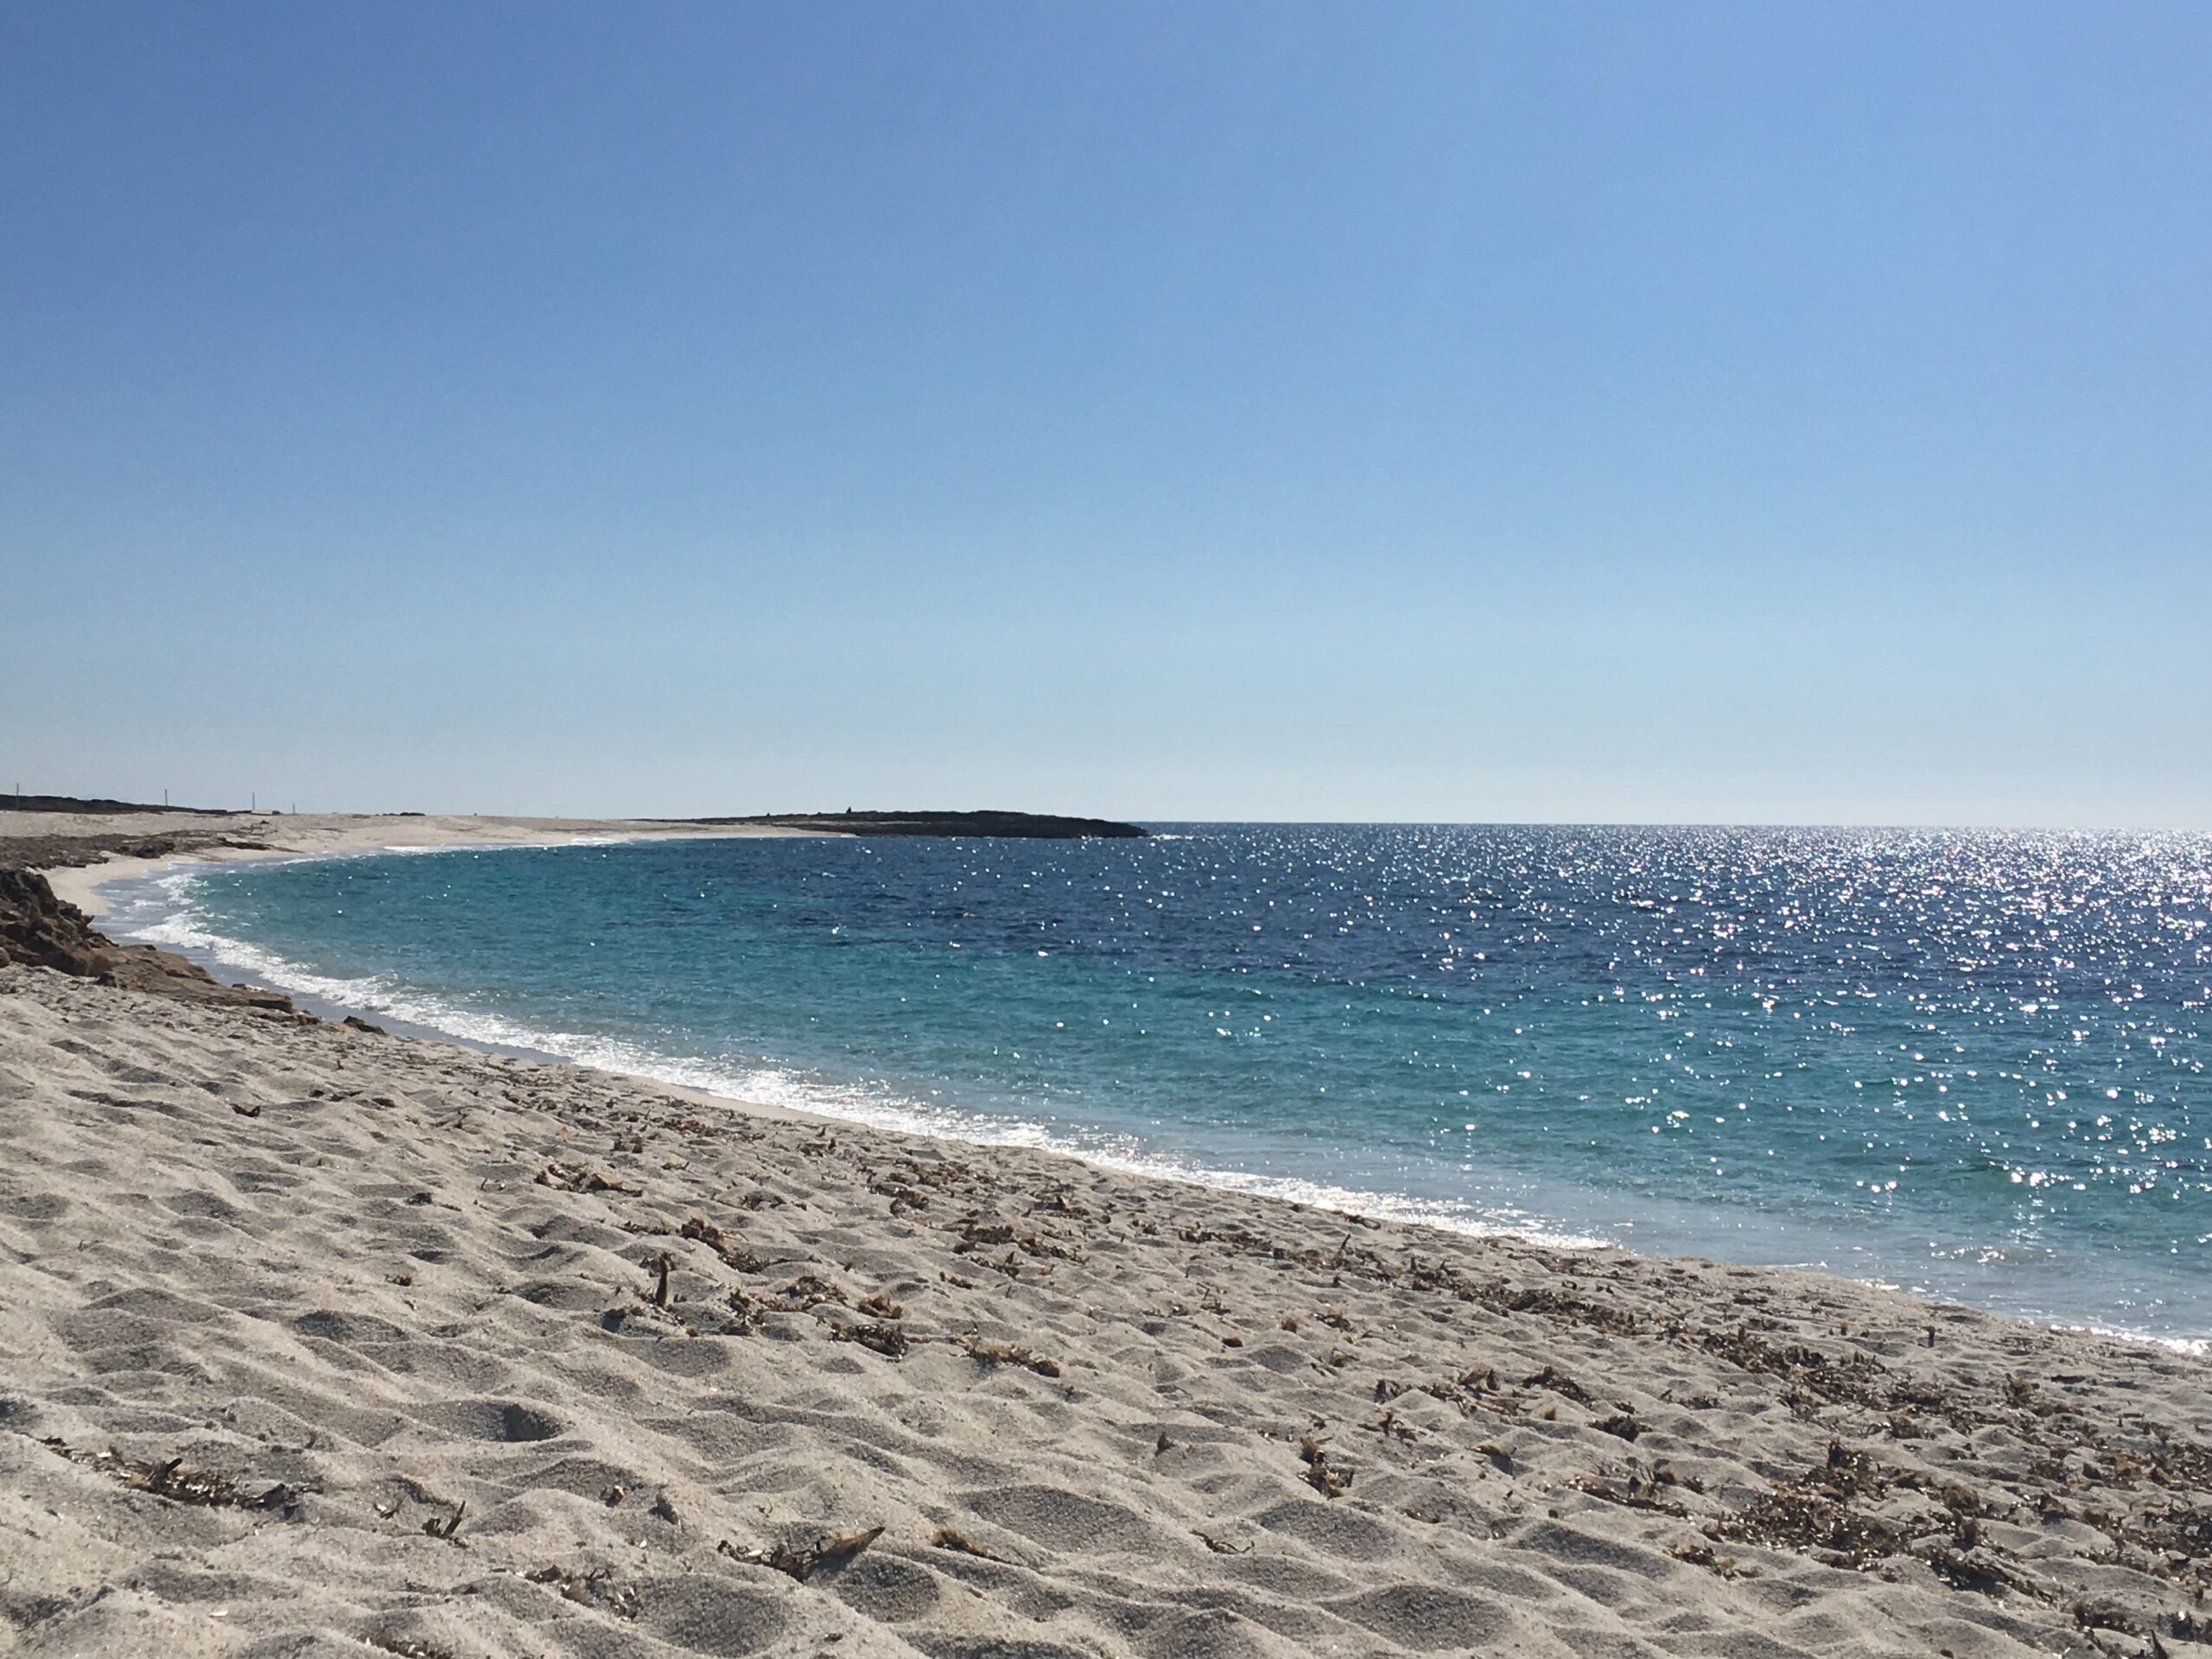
[2,963,2210,1658]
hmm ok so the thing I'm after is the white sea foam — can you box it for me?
[2100,1330,2212,1359]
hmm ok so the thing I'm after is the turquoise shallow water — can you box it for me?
[106,825,2212,1344]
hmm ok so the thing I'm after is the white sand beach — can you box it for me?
[3,925,2209,1656]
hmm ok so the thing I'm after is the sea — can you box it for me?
[99,825,2211,1347]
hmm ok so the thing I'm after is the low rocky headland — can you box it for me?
[682,811,1149,838]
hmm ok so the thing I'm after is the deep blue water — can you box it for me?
[110,826,2212,1343]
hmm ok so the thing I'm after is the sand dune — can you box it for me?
[2,964,2208,1657]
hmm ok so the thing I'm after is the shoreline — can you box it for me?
[2,960,2207,1656]
[91,848,1623,1253]
[4,807,830,918]
[76,834,2212,1359]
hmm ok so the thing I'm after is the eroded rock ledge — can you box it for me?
[0,865,296,1012]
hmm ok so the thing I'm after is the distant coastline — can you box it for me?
[0,801,1146,920]
[3,796,1149,842]
[677,809,1147,839]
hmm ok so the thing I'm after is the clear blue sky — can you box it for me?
[5,3,2208,824]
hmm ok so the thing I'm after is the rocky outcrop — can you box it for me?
[0,867,115,977]
[0,867,295,1012]
[678,810,1150,839]
[0,832,271,872]
[0,792,234,814]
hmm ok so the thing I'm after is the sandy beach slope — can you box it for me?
[3,964,2208,1657]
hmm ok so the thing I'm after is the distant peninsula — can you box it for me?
[1,797,1151,844]
[674,810,1148,839]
